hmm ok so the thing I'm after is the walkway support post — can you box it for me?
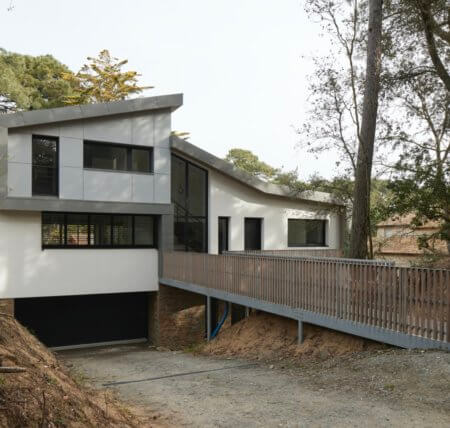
[298,320,304,345]
[206,296,212,341]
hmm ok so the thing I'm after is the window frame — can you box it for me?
[83,140,154,174]
[32,135,59,197]
[287,219,327,248]
[41,212,158,249]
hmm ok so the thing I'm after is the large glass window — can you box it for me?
[42,213,156,248]
[171,155,208,252]
[32,135,59,196]
[288,219,326,247]
[84,141,153,173]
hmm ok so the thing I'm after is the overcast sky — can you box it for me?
[1,0,339,179]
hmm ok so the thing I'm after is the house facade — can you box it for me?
[0,94,345,348]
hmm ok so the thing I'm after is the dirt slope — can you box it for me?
[0,314,164,427]
[201,311,385,361]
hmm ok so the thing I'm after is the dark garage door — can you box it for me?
[15,292,148,348]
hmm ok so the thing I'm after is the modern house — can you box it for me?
[0,94,345,348]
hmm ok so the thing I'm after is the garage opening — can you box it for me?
[15,292,149,348]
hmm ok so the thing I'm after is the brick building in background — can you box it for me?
[374,214,449,267]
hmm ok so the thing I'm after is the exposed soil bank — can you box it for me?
[0,314,166,427]
[200,311,386,362]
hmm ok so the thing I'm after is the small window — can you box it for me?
[288,219,326,247]
[134,216,155,246]
[32,136,59,196]
[84,141,152,173]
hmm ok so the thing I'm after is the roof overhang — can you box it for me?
[0,94,183,129]
[170,136,346,208]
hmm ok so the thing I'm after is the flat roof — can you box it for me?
[171,136,345,207]
[0,94,183,129]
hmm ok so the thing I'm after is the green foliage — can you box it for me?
[63,50,152,105]
[225,148,280,181]
[0,48,75,112]
[224,148,311,194]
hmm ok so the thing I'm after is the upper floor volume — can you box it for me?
[0,94,183,212]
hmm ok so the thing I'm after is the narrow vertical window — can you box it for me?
[32,136,59,196]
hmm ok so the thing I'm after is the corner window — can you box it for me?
[288,219,326,247]
[84,141,153,173]
[32,135,59,196]
[42,212,157,248]
[171,154,208,252]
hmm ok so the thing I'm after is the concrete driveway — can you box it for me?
[59,345,450,427]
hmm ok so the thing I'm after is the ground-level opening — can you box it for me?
[15,292,149,348]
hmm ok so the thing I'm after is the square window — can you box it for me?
[288,219,326,247]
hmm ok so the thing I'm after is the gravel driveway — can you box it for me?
[59,345,450,427]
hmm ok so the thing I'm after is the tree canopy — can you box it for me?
[0,49,151,112]
[0,48,75,112]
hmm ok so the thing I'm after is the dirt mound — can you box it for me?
[0,314,161,427]
[202,312,384,361]
[160,305,206,350]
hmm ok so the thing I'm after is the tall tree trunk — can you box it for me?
[349,0,383,259]
[417,0,450,92]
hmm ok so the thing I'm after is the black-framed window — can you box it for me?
[42,212,157,249]
[288,219,326,247]
[32,135,59,196]
[171,154,208,252]
[84,141,153,173]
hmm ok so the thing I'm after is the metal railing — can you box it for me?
[162,251,449,346]
[225,248,344,259]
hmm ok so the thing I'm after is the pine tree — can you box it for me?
[63,50,152,105]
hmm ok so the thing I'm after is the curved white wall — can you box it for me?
[0,211,158,299]
[208,169,341,254]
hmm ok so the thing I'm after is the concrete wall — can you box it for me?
[6,111,171,204]
[0,211,159,299]
[208,168,341,254]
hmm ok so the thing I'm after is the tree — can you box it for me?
[0,48,75,112]
[412,0,450,91]
[225,148,280,181]
[301,0,387,258]
[63,50,152,105]
[349,0,384,259]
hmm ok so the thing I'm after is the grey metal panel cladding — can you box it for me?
[0,197,174,215]
[0,94,183,129]
[159,278,450,351]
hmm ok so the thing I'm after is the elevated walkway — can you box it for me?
[160,252,450,350]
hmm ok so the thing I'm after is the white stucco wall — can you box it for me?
[6,111,171,204]
[208,168,341,254]
[0,211,159,299]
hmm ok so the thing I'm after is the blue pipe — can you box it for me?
[210,302,230,339]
